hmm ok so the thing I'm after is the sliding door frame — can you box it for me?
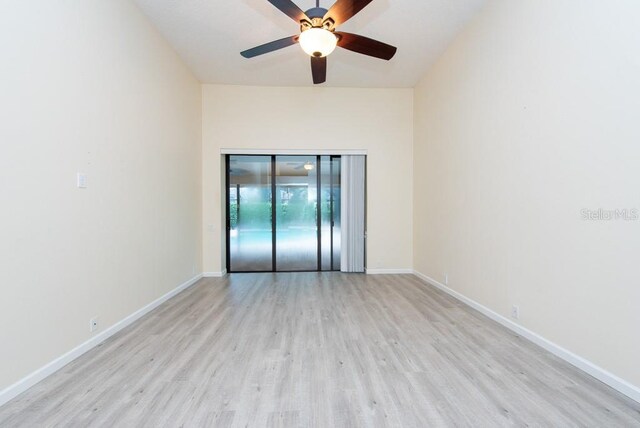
[225,154,340,273]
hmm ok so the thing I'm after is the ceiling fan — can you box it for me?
[240,0,397,84]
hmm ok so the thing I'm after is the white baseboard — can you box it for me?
[0,274,203,408]
[366,268,414,275]
[412,270,640,404]
[203,270,227,277]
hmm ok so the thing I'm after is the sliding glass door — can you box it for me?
[275,155,318,271]
[227,156,273,272]
[226,154,340,272]
[320,156,341,271]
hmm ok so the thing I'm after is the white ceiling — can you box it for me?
[132,0,486,88]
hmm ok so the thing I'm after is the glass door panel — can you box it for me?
[330,156,341,270]
[320,156,341,271]
[275,156,318,271]
[228,155,273,272]
[320,156,332,271]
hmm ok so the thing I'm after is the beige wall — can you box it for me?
[414,0,640,387]
[202,85,413,273]
[0,1,202,390]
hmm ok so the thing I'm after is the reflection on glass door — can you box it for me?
[226,155,340,272]
[227,155,273,272]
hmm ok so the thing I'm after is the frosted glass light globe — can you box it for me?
[299,28,337,58]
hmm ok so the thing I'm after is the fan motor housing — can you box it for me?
[300,8,334,32]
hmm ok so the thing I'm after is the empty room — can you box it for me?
[1,0,639,426]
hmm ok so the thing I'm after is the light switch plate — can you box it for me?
[77,172,87,188]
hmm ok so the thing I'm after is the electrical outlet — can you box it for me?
[89,317,99,332]
[444,273,448,285]
[511,305,520,320]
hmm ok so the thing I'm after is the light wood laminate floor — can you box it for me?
[1,273,639,427]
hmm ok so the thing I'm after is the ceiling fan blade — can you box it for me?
[324,0,374,26]
[240,35,299,58]
[268,0,310,23]
[310,56,327,84]
[335,32,396,60]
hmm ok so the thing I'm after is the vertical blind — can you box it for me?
[340,155,366,272]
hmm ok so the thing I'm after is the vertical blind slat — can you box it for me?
[340,155,365,272]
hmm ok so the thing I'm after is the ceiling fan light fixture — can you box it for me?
[299,28,337,58]
[239,0,398,84]
[303,161,315,171]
